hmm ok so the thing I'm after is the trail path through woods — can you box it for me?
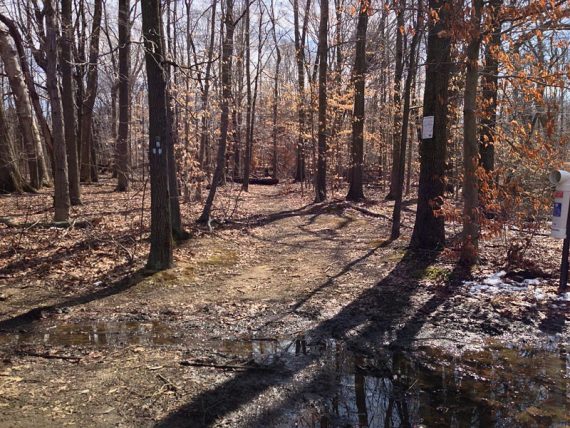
[0,181,568,426]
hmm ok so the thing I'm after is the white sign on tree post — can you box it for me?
[422,116,434,139]
[549,169,570,292]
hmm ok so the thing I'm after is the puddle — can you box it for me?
[286,340,569,427]
[0,321,179,347]
[212,336,569,427]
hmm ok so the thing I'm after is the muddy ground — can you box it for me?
[0,178,568,427]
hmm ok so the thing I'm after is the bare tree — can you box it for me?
[346,0,369,202]
[315,0,329,202]
[45,0,71,221]
[198,0,235,225]
[411,0,452,249]
[0,29,45,190]
[460,0,483,265]
[116,0,130,191]
[141,0,173,270]
[61,0,81,203]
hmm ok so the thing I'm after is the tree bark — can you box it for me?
[45,0,71,221]
[270,0,280,178]
[198,0,234,224]
[0,14,51,186]
[242,2,252,191]
[198,0,218,175]
[315,0,328,202]
[77,0,102,189]
[116,0,130,191]
[479,0,503,173]
[141,0,173,271]
[0,97,30,193]
[386,0,406,201]
[293,0,310,182]
[0,29,43,190]
[460,0,483,266]
[391,0,422,240]
[346,0,368,202]
[61,0,82,204]
[410,0,452,249]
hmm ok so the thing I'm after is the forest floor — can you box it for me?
[0,176,568,427]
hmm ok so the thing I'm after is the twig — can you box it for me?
[156,373,178,391]
[16,351,82,362]
[179,360,277,371]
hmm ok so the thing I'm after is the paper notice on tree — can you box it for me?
[422,116,434,139]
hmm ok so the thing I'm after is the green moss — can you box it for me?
[412,265,451,282]
[201,250,238,267]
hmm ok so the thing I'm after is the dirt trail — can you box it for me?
[0,183,568,427]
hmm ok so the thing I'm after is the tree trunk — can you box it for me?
[391,1,422,240]
[198,0,234,224]
[141,0,173,271]
[410,0,452,249]
[315,0,328,202]
[77,0,102,189]
[61,0,81,204]
[479,0,502,173]
[460,0,483,265]
[242,2,252,191]
[116,0,130,191]
[346,0,368,202]
[294,0,310,182]
[0,98,30,193]
[386,0,405,200]
[198,0,217,176]
[0,14,51,187]
[45,0,71,221]
[0,29,43,190]
[270,0,280,178]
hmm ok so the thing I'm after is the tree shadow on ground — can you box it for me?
[156,247,467,427]
[226,199,392,230]
[0,266,147,332]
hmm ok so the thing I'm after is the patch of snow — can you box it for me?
[465,271,543,296]
[557,292,570,301]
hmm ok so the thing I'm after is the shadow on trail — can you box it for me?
[156,247,463,427]
[226,199,392,230]
[0,267,146,332]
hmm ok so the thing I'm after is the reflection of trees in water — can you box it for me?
[294,342,569,428]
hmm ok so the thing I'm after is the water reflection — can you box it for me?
[0,321,178,347]
[292,341,569,427]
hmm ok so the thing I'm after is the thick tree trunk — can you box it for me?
[410,0,452,249]
[61,0,81,204]
[141,0,173,271]
[116,0,130,191]
[0,100,30,193]
[315,0,328,202]
[0,14,51,186]
[346,0,368,202]
[0,29,43,190]
[460,0,483,265]
[45,0,71,221]
[198,0,234,224]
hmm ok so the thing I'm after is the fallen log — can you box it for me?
[232,177,279,185]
